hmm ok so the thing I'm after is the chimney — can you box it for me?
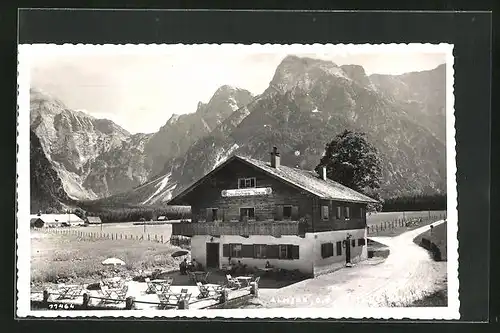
[321,166,327,181]
[270,146,280,168]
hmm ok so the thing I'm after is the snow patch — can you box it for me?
[200,117,211,132]
[213,144,239,168]
[228,97,239,111]
[168,114,180,124]
[312,107,321,113]
[141,173,172,205]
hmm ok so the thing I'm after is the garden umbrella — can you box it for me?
[171,250,189,258]
[101,257,126,266]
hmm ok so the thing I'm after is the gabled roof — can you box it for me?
[29,214,84,223]
[168,155,378,205]
[87,216,102,223]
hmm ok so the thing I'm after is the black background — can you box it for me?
[2,5,496,332]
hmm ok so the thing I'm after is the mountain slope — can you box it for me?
[30,130,74,213]
[30,85,254,202]
[30,88,153,199]
[111,56,447,205]
[143,85,253,177]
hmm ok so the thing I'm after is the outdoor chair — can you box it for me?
[226,274,241,289]
[145,278,171,294]
[199,271,210,284]
[100,283,128,304]
[187,271,196,283]
[196,282,211,299]
[157,293,179,309]
[56,284,83,300]
[179,289,191,302]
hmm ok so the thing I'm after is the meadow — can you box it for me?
[366,210,446,226]
[31,230,183,286]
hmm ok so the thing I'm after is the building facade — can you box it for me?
[169,148,378,276]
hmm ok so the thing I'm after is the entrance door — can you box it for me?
[345,237,352,264]
[206,243,220,269]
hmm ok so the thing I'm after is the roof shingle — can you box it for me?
[237,155,378,204]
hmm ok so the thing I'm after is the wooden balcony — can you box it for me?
[172,221,306,238]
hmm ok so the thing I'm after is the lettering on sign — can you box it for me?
[221,187,272,197]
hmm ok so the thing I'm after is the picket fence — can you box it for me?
[41,228,191,247]
[367,213,447,235]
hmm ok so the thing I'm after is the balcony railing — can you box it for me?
[172,221,306,238]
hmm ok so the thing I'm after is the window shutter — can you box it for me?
[352,239,356,247]
[242,244,254,258]
[336,241,342,256]
[274,205,284,221]
[291,206,299,220]
[222,244,230,257]
[267,245,279,259]
[291,245,299,259]
[321,244,327,258]
[206,208,211,221]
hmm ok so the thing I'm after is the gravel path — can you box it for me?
[257,220,447,308]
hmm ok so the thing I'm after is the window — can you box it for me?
[238,177,256,189]
[358,238,366,246]
[336,206,342,219]
[206,208,218,222]
[283,206,292,219]
[336,241,342,256]
[279,245,288,259]
[254,244,267,258]
[229,244,242,258]
[240,207,255,221]
[321,205,329,220]
[351,239,356,247]
[344,207,351,220]
[321,243,334,258]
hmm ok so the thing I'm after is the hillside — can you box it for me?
[29,85,253,204]
[94,56,447,206]
[30,130,74,212]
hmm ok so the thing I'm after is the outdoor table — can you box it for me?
[204,284,224,293]
[235,276,253,287]
[149,279,171,294]
[192,271,208,283]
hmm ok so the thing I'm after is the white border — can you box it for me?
[16,43,458,319]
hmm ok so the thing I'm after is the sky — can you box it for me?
[29,45,447,134]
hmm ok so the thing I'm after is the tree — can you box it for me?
[315,130,382,195]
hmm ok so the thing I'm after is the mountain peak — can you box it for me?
[340,64,371,87]
[270,55,345,93]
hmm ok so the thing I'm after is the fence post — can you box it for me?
[219,288,228,304]
[155,234,157,242]
[178,299,189,309]
[148,235,150,241]
[161,235,163,243]
[82,293,90,308]
[125,296,135,310]
[43,290,49,305]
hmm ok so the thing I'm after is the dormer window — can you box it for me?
[238,177,256,188]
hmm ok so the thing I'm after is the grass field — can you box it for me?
[366,210,446,226]
[31,231,183,286]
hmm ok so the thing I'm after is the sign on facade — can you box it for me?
[221,187,272,197]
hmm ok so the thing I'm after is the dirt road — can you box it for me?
[257,220,447,308]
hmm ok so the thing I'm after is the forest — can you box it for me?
[382,194,446,212]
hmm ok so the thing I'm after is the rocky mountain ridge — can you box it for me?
[29,85,253,205]
[30,55,447,212]
[96,56,447,207]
